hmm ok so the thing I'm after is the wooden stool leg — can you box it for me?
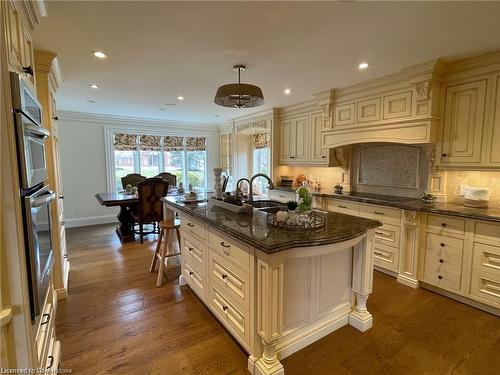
[156,229,169,287]
[176,228,181,254]
[150,228,163,273]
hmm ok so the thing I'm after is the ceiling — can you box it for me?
[34,1,500,124]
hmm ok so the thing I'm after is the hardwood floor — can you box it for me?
[60,224,500,374]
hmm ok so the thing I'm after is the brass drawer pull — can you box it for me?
[220,242,230,248]
[374,211,384,215]
[438,275,443,280]
[338,205,347,209]
[221,274,227,279]
[187,223,195,227]
[188,247,193,252]
[41,313,50,326]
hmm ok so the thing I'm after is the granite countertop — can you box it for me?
[162,196,381,253]
[274,187,500,223]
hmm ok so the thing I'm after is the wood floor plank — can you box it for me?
[59,224,500,374]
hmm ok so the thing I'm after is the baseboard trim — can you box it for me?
[65,215,118,228]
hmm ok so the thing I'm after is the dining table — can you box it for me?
[95,190,210,242]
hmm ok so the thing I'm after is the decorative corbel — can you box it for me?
[423,143,437,172]
[414,81,432,101]
[334,146,352,171]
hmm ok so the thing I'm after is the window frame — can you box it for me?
[105,127,210,192]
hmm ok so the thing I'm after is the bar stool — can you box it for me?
[150,219,181,287]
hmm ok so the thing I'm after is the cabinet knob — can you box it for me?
[441,223,447,227]
[223,306,228,312]
[41,313,50,325]
[188,247,193,252]
[439,259,444,263]
[53,116,59,121]
[440,242,445,247]
[188,271,193,276]
[438,275,443,280]
[442,153,447,157]
[322,155,326,159]
[221,274,227,279]
[22,66,34,76]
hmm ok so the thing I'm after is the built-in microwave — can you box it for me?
[10,72,49,191]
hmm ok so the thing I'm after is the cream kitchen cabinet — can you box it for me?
[2,0,36,85]
[280,116,308,163]
[280,113,328,165]
[438,79,487,165]
[483,72,500,166]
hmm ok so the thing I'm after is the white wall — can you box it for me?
[58,111,219,227]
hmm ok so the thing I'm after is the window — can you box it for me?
[111,133,207,192]
[252,133,271,196]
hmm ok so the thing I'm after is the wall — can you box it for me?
[58,112,219,227]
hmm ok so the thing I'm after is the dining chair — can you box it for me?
[121,173,147,189]
[131,178,168,243]
[156,172,177,188]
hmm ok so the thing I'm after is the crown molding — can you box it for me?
[59,111,220,132]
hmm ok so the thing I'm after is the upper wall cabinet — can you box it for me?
[279,111,329,166]
[2,0,38,86]
[438,80,487,165]
[436,54,500,169]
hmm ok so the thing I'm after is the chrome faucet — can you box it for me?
[235,178,250,197]
[248,173,275,203]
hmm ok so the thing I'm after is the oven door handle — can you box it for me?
[31,191,56,207]
[24,123,50,139]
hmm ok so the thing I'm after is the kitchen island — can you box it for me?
[163,196,381,375]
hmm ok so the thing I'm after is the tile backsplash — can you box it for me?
[445,171,500,204]
[274,167,500,206]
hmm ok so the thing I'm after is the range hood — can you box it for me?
[315,59,444,150]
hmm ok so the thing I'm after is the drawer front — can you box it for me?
[472,242,500,275]
[473,221,500,246]
[208,230,250,271]
[426,233,464,257]
[209,284,250,346]
[183,233,206,274]
[469,269,500,307]
[423,264,461,292]
[209,251,250,309]
[184,260,205,300]
[180,215,207,240]
[327,199,360,216]
[373,243,399,272]
[427,214,465,236]
[359,204,401,225]
[425,247,463,274]
[374,224,401,249]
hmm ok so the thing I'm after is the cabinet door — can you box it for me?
[440,80,487,164]
[21,23,35,84]
[4,0,22,71]
[310,114,327,163]
[280,119,294,161]
[484,74,500,166]
[294,117,308,161]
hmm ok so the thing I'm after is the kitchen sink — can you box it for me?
[251,200,286,209]
[255,206,288,214]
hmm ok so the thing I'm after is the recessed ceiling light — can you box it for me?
[87,99,96,104]
[89,84,99,89]
[159,108,166,111]
[358,62,370,70]
[177,96,184,101]
[284,88,292,95]
[93,50,107,59]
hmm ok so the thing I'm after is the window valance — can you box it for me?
[163,136,184,151]
[139,135,161,151]
[253,133,269,149]
[114,133,138,151]
[186,137,206,151]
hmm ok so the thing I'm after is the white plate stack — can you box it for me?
[463,187,490,208]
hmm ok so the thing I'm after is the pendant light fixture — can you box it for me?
[214,65,264,108]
